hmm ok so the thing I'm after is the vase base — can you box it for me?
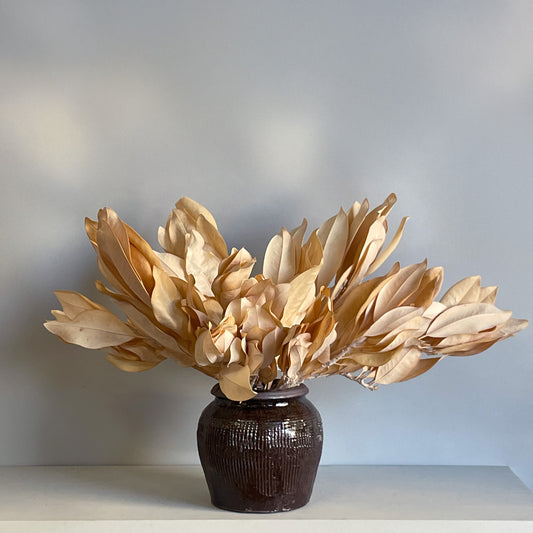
[210,499,310,514]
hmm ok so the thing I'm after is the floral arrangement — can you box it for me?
[45,194,527,401]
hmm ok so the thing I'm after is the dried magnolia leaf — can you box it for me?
[374,347,422,385]
[219,363,256,401]
[299,230,323,273]
[151,268,188,333]
[106,353,161,372]
[44,309,136,349]
[365,306,424,337]
[440,276,481,306]
[176,196,219,229]
[194,329,222,366]
[115,300,183,351]
[290,218,308,268]
[348,348,401,367]
[263,228,297,284]
[397,356,442,382]
[53,290,105,319]
[97,216,151,305]
[426,303,512,338]
[366,216,409,277]
[281,265,321,327]
[373,262,426,319]
[154,252,187,279]
[197,215,228,259]
[413,267,444,309]
[316,208,349,291]
[479,285,498,304]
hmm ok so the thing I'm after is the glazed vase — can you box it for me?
[196,383,323,513]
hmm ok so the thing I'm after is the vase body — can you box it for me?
[197,383,323,513]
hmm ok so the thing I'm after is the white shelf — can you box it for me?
[1,465,532,532]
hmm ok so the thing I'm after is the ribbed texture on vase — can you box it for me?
[197,388,323,513]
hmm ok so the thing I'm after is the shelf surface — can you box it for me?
[1,465,532,531]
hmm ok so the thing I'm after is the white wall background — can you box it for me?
[1,0,532,490]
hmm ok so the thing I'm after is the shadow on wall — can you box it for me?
[2,267,213,467]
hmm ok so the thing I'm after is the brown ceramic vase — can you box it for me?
[197,383,323,513]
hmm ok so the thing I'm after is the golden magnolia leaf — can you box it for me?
[281,265,321,327]
[151,267,189,334]
[397,356,442,382]
[426,303,512,338]
[349,348,401,367]
[290,218,308,268]
[413,267,444,309]
[194,329,222,366]
[197,215,228,259]
[115,300,182,351]
[106,353,161,372]
[440,276,481,306]
[154,252,187,279]
[176,196,219,229]
[366,216,409,277]
[263,228,297,284]
[97,216,151,305]
[53,290,105,319]
[374,347,421,385]
[365,306,424,337]
[219,363,256,402]
[316,208,349,290]
[373,262,426,319]
[479,285,498,304]
[299,230,323,272]
[44,309,136,349]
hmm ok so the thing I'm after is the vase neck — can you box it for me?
[210,383,309,402]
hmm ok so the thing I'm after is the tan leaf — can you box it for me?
[194,329,223,366]
[299,230,323,272]
[154,252,187,279]
[412,267,444,309]
[349,348,401,367]
[373,262,427,319]
[440,276,481,306]
[228,337,247,365]
[184,229,220,296]
[479,285,498,304]
[44,309,136,349]
[115,300,183,351]
[263,227,297,284]
[352,218,388,283]
[499,318,528,336]
[316,208,349,290]
[53,290,105,319]
[397,356,442,382]
[151,267,188,333]
[281,264,321,327]
[366,216,409,276]
[219,363,256,401]
[106,353,161,372]
[290,218,308,268]
[426,303,512,338]
[96,216,151,305]
[345,199,369,251]
[374,347,421,385]
[365,306,424,337]
[196,215,228,259]
[176,196,219,229]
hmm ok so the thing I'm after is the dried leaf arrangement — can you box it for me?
[45,194,527,401]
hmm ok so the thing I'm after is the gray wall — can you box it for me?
[1,1,532,490]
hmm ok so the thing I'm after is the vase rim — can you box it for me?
[210,382,309,401]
